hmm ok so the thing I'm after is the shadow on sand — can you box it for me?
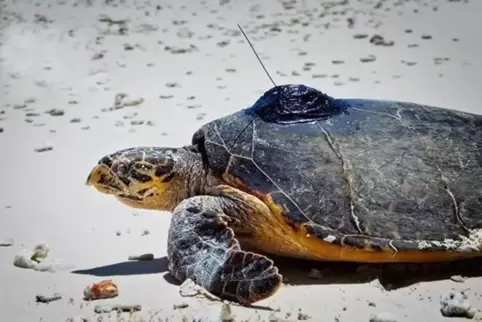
[71,254,482,292]
[72,256,482,290]
[273,255,482,290]
[71,257,169,277]
[69,254,482,312]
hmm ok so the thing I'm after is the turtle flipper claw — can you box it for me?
[167,196,283,305]
[219,247,283,305]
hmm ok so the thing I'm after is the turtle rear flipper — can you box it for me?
[167,196,282,305]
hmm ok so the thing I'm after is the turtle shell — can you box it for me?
[192,84,482,262]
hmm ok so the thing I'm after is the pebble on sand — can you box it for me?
[219,302,235,322]
[122,97,144,106]
[34,145,53,153]
[440,291,477,318]
[36,293,62,304]
[45,108,65,116]
[173,303,189,309]
[94,304,141,314]
[65,316,89,322]
[360,55,376,63]
[83,280,119,301]
[0,237,14,246]
[113,93,144,108]
[450,275,466,283]
[164,44,198,54]
[369,312,398,322]
[369,34,395,46]
[353,33,369,39]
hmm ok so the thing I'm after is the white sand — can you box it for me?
[1,0,481,321]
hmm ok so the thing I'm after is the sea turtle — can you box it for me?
[86,84,482,305]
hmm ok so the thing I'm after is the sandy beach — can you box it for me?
[1,0,482,321]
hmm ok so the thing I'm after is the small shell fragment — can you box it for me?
[14,244,50,269]
[122,97,144,106]
[84,280,119,300]
[31,244,50,263]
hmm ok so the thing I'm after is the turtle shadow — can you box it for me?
[71,256,169,276]
[69,254,482,292]
[273,255,482,290]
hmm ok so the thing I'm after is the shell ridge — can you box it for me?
[315,121,364,235]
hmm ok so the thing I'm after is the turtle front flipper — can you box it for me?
[167,195,283,305]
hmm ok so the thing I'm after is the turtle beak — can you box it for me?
[86,163,123,195]
[86,164,107,186]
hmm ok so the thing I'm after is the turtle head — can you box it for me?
[86,146,197,211]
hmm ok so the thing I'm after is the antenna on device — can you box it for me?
[237,24,277,87]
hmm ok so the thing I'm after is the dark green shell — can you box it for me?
[192,85,482,253]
